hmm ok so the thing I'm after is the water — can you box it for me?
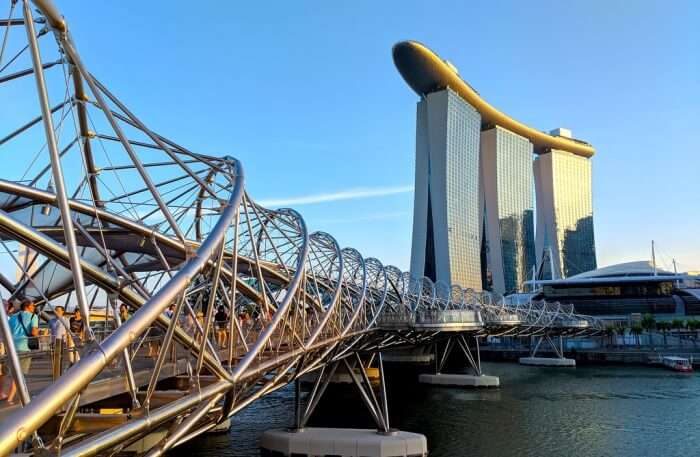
[170,363,700,457]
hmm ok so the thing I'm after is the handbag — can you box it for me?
[18,313,39,351]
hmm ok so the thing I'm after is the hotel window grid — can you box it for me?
[494,127,535,292]
[551,151,596,277]
[444,89,482,289]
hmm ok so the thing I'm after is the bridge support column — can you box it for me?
[519,334,576,367]
[419,335,499,387]
[262,352,428,456]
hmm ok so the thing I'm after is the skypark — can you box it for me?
[393,40,595,158]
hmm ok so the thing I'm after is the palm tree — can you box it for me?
[656,321,670,347]
[602,327,617,348]
[671,319,685,347]
[641,314,656,346]
[687,320,699,348]
[631,324,643,347]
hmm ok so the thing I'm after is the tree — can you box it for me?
[656,321,670,346]
[630,324,643,347]
[641,314,656,346]
[602,327,617,348]
[687,320,699,347]
[671,319,685,347]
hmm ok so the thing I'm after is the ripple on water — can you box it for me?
[169,363,700,457]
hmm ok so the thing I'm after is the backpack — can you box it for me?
[18,313,39,351]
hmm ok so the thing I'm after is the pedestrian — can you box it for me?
[165,304,175,320]
[69,308,85,363]
[0,299,13,402]
[182,312,196,335]
[119,304,130,323]
[49,306,70,343]
[4,299,15,316]
[215,305,228,348]
[69,308,85,342]
[5,298,39,404]
[148,325,162,359]
[49,306,70,378]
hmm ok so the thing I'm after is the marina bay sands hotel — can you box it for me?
[394,41,597,294]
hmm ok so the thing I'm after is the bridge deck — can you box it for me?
[0,344,192,422]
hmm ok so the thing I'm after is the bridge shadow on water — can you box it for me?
[170,361,700,457]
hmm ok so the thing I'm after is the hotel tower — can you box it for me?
[394,41,596,293]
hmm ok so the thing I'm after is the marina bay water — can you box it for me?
[170,362,700,457]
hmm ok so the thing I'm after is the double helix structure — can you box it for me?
[0,2,602,456]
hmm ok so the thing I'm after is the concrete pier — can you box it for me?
[519,357,576,367]
[261,427,427,457]
[419,373,500,387]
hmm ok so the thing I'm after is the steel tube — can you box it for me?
[31,0,65,31]
[229,207,309,382]
[301,361,338,426]
[0,155,244,455]
[111,299,140,408]
[143,293,185,409]
[93,78,219,201]
[378,352,390,431]
[58,37,186,243]
[342,358,384,430]
[0,59,61,84]
[144,393,224,457]
[195,243,225,375]
[23,0,94,338]
[70,65,102,207]
[60,381,230,457]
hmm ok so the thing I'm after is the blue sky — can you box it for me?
[56,1,699,272]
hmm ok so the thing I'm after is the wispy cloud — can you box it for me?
[317,210,411,225]
[257,185,413,207]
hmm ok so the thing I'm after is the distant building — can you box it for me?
[480,126,535,294]
[534,146,596,279]
[526,261,700,318]
[394,40,596,291]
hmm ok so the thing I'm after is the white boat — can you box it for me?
[661,356,693,373]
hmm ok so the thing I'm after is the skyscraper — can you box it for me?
[393,40,597,291]
[480,126,536,293]
[534,144,596,279]
[409,88,483,290]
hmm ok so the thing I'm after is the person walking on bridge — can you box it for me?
[69,308,85,363]
[49,306,70,378]
[5,299,38,405]
[215,305,228,348]
[0,299,15,402]
[119,304,130,323]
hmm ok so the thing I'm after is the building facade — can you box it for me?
[409,88,483,290]
[480,126,536,294]
[395,40,597,292]
[534,147,596,279]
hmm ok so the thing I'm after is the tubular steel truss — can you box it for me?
[0,2,602,456]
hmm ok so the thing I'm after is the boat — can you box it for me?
[661,356,693,373]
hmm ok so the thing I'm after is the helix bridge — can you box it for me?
[0,1,602,455]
